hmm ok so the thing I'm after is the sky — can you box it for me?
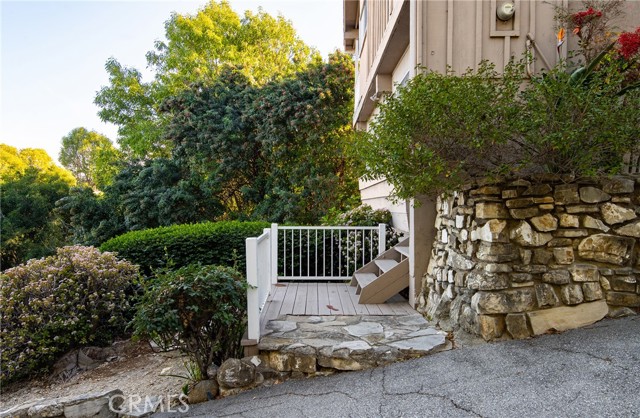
[0,0,344,163]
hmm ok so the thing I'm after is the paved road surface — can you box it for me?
[156,316,640,417]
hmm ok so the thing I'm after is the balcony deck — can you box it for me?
[259,282,416,336]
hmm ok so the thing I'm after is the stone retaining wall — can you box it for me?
[418,175,640,340]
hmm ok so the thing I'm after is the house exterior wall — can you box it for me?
[357,44,412,233]
[348,0,640,128]
[344,0,640,307]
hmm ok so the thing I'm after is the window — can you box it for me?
[358,0,367,56]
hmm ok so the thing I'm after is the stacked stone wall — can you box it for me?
[419,175,640,340]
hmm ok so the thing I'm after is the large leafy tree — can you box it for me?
[163,68,263,216]
[162,51,358,224]
[0,148,75,269]
[59,127,122,190]
[95,0,316,159]
[0,145,76,184]
[251,52,359,223]
[107,159,223,231]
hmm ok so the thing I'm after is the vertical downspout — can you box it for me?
[409,0,417,76]
[408,0,417,307]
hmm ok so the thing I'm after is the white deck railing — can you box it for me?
[245,227,273,341]
[277,224,386,280]
[245,223,386,341]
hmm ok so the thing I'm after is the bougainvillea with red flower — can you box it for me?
[555,0,625,63]
[617,27,640,59]
[571,7,603,33]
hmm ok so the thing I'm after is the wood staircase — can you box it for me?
[350,237,410,304]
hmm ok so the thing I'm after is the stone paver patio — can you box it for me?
[258,314,452,372]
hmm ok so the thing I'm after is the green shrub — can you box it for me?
[357,58,640,199]
[0,246,139,383]
[131,264,246,379]
[322,204,402,246]
[99,221,269,276]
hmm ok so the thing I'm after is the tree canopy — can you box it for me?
[95,0,318,159]
[163,51,358,224]
[0,145,75,185]
[59,127,122,190]
[0,147,75,269]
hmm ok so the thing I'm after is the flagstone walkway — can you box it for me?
[258,314,452,372]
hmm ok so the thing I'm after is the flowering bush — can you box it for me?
[617,27,640,60]
[131,264,246,379]
[570,7,602,30]
[555,0,624,63]
[0,246,139,383]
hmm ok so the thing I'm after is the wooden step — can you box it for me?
[395,246,410,257]
[375,259,398,273]
[359,258,410,304]
[354,272,378,288]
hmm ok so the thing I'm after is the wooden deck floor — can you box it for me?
[260,282,416,330]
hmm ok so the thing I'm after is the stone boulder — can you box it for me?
[579,187,611,203]
[614,220,640,238]
[471,288,536,314]
[527,300,608,335]
[188,380,219,404]
[600,203,637,225]
[216,358,256,389]
[1,389,124,418]
[471,219,509,242]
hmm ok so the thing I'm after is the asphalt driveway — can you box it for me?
[156,315,640,418]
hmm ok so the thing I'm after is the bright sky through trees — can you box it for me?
[0,0,343,163]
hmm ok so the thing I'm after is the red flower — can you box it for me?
[571,7,603,28]
[617,27,640,60]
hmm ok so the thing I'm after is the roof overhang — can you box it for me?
[354,1,410,124]
[343,0,359,53]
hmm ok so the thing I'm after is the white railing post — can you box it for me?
[246,237,259,341]
[270,223,278,284]
[378,223,386,255]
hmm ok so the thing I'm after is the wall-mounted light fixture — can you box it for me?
[497,2,515,21]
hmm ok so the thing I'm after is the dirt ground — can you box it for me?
[0,341,190,412]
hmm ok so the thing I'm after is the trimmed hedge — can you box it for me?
[99,221,269,276]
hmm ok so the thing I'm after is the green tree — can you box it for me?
[59,127,122,190]
[107,159,223,231]
[162,52,358,223]
[95,0,316,159]
[0,147,75,269]
[251,51,359,223]
[163,67,262,216]
[0,144,27,180]
[55,187,125,246]
[0,145,76,185]
[1,169,72,269]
